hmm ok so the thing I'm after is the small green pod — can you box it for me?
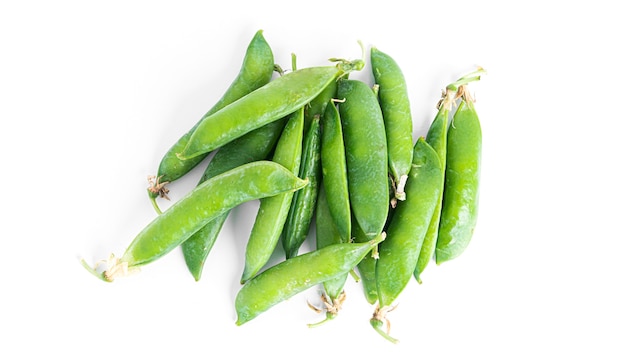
[375,138,442,309]
[235,232,386,326]
[181,117,287,281]
[282,115,322,259]
[414,98,450,283]
[336,78,389,239]
[240,107,304,283]
[148,30,275,199]
[94,161,308,282]
[436,96,482,264]
[320,100,351,239]
[178,60,364,160]
[370,47,414,202]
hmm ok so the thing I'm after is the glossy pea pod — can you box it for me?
[83,161,308,282]
[413,92,452,283]
[235,232,386,326]
[282,114,322,259]
[320,100,351,239]
[181,117,287,281]
[370,47,414,203]
[415,69,485,281]
[148,30,275,205]
[336,78,389,238]
[240,107,304,283]
[371,137,443,343]
[436,89,482,264]
[336,78,389,304]
[177,59,365,160]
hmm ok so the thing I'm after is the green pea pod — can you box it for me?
[370,47,414,202]
[235,232,386,326]
[178,59,364,160]
[85,161,308,282]
[371,137,442,343]
[148,30,275,200]
[415,69,485,281]
[240,107,304,284]
[336,78,389,238]
[436,92,482,264]
[181,118,287,281]
[307,185,350,327]
[414,97,450,283]
[282,115,322,259]
[320,100,351,239]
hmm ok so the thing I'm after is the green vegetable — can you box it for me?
[147,30,275,205]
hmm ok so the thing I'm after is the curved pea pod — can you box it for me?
[178,59,365,160]
[181,117,287,281]
[414,97,450,283]
[148,30,275,200]
[320,100,351,239]
[436,93,482,264]
[282,115,322,259]
[371,138,442,343]
[240,107,304,283]
[85,161,308,282]
[235,232,386,326]
[336,78,389,238]
[370,47,414,202]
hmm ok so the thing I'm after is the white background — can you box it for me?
[2,1,625,351]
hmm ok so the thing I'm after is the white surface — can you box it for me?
[2,1,625,351]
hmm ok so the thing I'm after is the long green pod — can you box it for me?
[308,185,350,327]
[337,78,387,304]
[336,78,389,239]
[88,161,308,282]
[181,118,287,281]
[235,232,386,326]
[320,100,351,239]
[414,95,451,283]
[436,92,482,264]
[370,47,414,202]
[178,59,364,160]
[282,115,322,259]
[371,138,442,343]
[416,69,485,279]
[240,107,304,283]
[148,30,275,200]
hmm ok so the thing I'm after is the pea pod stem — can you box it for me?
[445,66,486,93]
[306,291,346,328]
[370,305,399,344]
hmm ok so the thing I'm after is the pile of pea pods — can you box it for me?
[83,29,484,343]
